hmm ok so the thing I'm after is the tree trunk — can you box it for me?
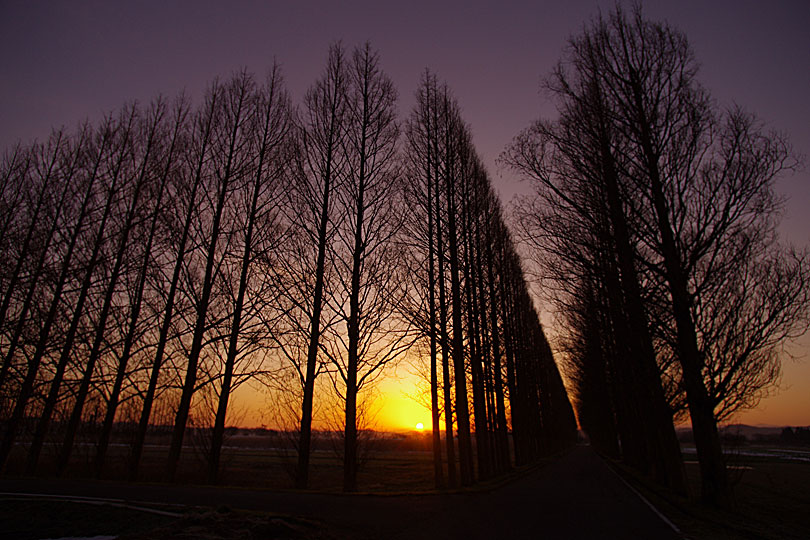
[432,102,456,489]
[445,128,473,486]
[208,171,259,484]
[638,121,727,503]
[167,80,248,481]
[95,100,180,477]
[597,115,687,494]
[57,109,150,476]
[343,62,368,493]
[295,46,345,489]
[23,112,134,475]
[499,263,522,465]
[208,74,287,483]
[486,229,511,472]
[423,85,444,488]
[129,96,208,481]
[461,175,490,481]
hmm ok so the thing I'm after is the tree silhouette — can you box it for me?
[0,40,581,493]
[207,66,291,483]
[505,5,809,504]
[329,43,406,492]
[274,43,347,489]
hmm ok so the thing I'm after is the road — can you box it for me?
[0,445,682,539]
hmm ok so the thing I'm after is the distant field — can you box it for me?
[3,429,439,492]
[682,443,810,464]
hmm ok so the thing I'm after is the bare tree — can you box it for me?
[167,72,257,480]
[129,87,215,480]
[94,96,188,476]
[273,43,348,489]
[19,108,134,474]
[441,96,474,485]
[56,99,168,475]
[405,73,575,483]
[403,70,444,488]
[583,8,803,504]
[207,66,291,483]
[328,43,407,492]
[505,5,808,504]
[0,131,82,394]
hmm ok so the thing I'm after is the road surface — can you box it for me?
[0,445,682,539]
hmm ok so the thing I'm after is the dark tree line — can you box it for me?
[0,67,292,482]
[503,6,810,505]
[0,42,576,491]
[403,73,576,488]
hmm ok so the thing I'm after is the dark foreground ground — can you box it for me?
[1,445,680,540]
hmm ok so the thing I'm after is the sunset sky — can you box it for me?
[2,0,808,429]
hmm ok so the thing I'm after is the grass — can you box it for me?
[2,430,439,492]
[0,499,175,540]
[0,432,432,539]
[610,445,810,540]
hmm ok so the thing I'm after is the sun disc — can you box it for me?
[415,422,424,430]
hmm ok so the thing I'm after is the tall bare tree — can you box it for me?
[207,66,291,483]
[329,43,406,492]
[129,87,214,480]
[167,72,256,480]
[403,71,444,488]
[3,122,102,472]
[21,108,135,474]
[57,100,166,475]
[505,5,808,504]
[441,96,474,485]
[94,96,188,476]
[273,43,348,489]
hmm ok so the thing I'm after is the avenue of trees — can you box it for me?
[403,72,576,487]
[0,42,575,491]
[503,7,810,505]
[4,8,802,505]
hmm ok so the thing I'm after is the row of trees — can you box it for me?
[503,7,810,505]
[0,67,293,484]
[403,73,576,487]
[0,42,575,491]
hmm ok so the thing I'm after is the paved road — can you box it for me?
[0,445,682,539]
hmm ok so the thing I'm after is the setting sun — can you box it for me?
[374,375,441,432]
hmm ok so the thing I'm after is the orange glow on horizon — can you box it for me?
[230,371,442,432]
[374,374,438,432]
[226,335,810,431]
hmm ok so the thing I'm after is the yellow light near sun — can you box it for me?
[228,361,455,431]
[375,375,439,431]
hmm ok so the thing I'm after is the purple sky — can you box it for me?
[2,0,808,425]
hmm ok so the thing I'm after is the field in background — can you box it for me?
[2,427,439,492]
